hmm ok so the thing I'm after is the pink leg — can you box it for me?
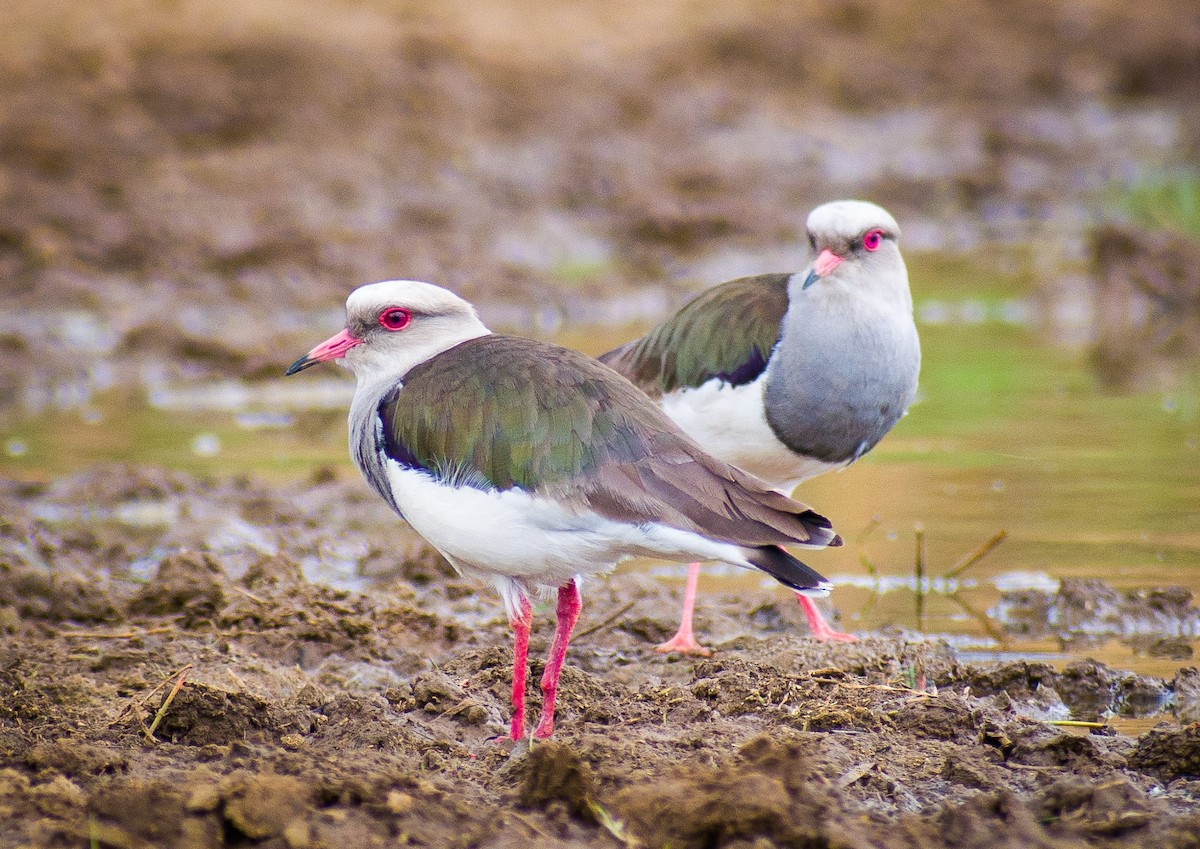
[509,596,533,741]
[532,580,582,740]
[796,593,857,642]
[655,562,712,656]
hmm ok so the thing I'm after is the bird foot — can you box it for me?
[809,624,858,643]
[654,632,713,656]
[487,734,531,759]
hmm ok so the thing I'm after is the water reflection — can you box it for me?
[1089,223,1200,390]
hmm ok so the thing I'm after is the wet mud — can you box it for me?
[3,1,1200,846]
[4,466,1200,848]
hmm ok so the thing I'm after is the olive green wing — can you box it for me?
[598,273,791,396]
[379,334,837,550]
[379,335,649,492]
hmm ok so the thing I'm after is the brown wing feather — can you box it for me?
[567,359,840,549]
[394,335,839,550]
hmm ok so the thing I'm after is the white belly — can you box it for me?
[658,376,844,492]
[384,461,754,616]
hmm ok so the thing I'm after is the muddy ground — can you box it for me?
[2,465,1200,848]
[4,1,1200,847]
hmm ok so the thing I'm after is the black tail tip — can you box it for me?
[743,545,832,594]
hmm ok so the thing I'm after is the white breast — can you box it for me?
[658,375,845,493]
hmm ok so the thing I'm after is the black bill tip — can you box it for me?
[801,268,820,290]
[285,355,315,376]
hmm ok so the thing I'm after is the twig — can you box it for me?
[855,517,882,546]
[914,524,926,632]
[112,662,193,725]
[146,664,192,740]
[945,530,1008,579]
[1047,719,1106,729]
[573,602,636,642]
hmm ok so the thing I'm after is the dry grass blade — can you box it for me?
[146,663,193,740]
[855,516,882,546]
[587,801,641,848]
[112,662,193,726]
[508,810,552,839]
[574,601,635,642]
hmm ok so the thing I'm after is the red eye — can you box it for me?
[862,229,884,252]
[379,307,411,331]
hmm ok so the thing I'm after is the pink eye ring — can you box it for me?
[379,307,412,331]
[862,229,884,252]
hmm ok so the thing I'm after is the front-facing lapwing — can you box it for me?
[601,200,920,654]
[286,279,841,740]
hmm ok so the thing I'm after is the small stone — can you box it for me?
[223,774,310,839]
[455,700,489,725]
[0,606,19,634]
[283,819,312,849]
[386,791,415,815]
[186,783,222,813]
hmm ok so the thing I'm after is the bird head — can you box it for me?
[286,280,490,381]
[800,200,906,299]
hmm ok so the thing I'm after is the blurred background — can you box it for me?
[1,0,1198,672]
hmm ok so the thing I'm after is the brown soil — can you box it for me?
[4,2,1200,846]
[3,465,1200,848]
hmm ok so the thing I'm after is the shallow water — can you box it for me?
[2,251,1198,677]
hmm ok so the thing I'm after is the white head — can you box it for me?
[286,280,491,382]
[806,199,900,240]
[799,200,909,308]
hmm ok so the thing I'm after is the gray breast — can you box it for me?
[763,298,920,465]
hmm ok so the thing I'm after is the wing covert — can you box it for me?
[599,274,791,395]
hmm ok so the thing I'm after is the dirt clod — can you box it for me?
[1,467,1200,847]
[1130,726,1200,781]
[518,743,596,818]
[222,772,312,840]
[1038,778,1156,836]
[130,551,226,621]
